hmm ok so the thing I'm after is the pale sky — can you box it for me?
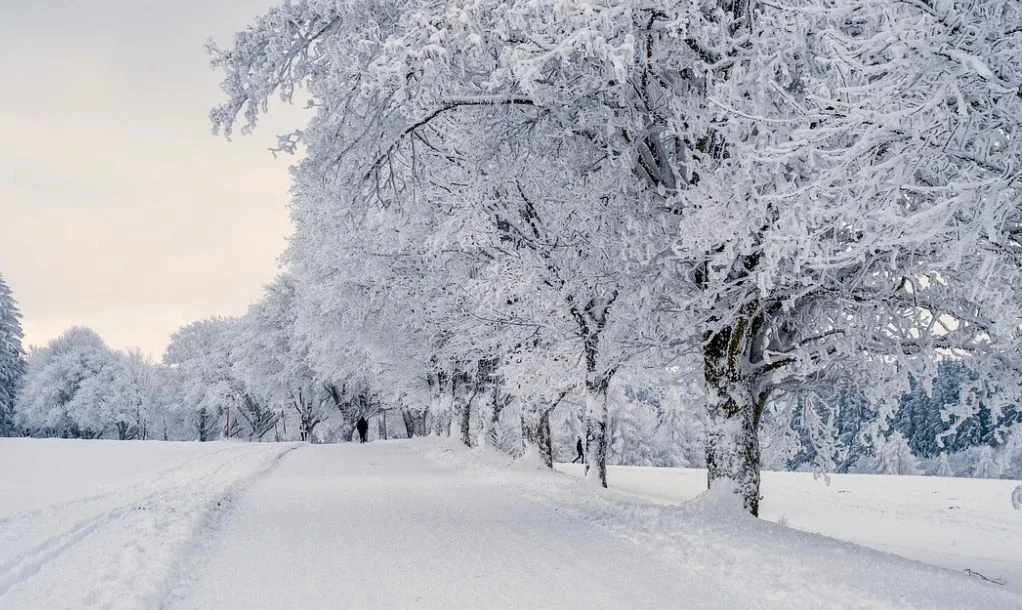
[0,0,307,358]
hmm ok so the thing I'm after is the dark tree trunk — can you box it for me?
[536,409,553,468]
[459,389,477,448]
[197,408,218,442]
[583,369,612,487]
[115,421,135,440]
[403,410,428,438]
[222,405,241,439]
[569,293,618,488]
[239,395,280,441]
[702,308,766,517]
[288,389,323,442]
[488,386,512,449]
[401,407,415,438]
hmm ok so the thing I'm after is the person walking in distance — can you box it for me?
[572,437,585,464]
[356,416,369,443]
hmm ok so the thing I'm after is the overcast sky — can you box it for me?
[0,0,306,357]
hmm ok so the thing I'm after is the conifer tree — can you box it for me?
[0,272,26,436]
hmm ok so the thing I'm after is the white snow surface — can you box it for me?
[555,463,1022,595]
[1,438,1019,609]
[0,439,296,609]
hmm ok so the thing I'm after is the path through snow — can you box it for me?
[171,441,1021,609]
[2,439,1019,609]
[170,442,722,609]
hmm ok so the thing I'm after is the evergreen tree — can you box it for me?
[893,375,945,458]
[0,273,26,436]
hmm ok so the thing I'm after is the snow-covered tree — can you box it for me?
[67,349,159,440]
[0,272,25,436]
[871,432,922,476]
[640,0,1022,513]
[15,327,116,438]
[973,445,1002,479]
[206,0,1022,515]
[234,275,322,441]
[207,0,679,486]
[995,426,1022,478]
[935,453,954,478]
[163,317,245,441]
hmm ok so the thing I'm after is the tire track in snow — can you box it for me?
[0,445,250,587]
[160,443,302,608]
[0,502,142,596]
[0,443,296,609]
[0,444,241,545]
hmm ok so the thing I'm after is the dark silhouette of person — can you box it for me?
[356,417,369,444]
[572,437,584,464]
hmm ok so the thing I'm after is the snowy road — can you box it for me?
[170,441,1021,610]
[3,439,1020,609]
[170,442,722,609]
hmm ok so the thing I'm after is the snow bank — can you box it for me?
[552,462,1022,594]
[0,438,295,609]
[417,438,1022,609]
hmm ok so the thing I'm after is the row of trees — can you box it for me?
[6,289,405,444]
[0,273,398,442]
[3,269,1018,479]
[199,0,1022,515]
[3,0,1020,516]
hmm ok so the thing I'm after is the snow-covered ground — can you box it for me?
[555,463,1022,594]
[1,438,1019,609]
[0,439,295,609]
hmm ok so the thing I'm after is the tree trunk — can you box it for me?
[459,390,476,447]
[489,397,501,449]
[406,410,428,437]
[487,385,513,450]
[570,294,617,488]
[198,408,218,442]
[428,394,440,436]
[477,397,491,448]
[536,409,553,468]
[431,373,455,437]
[703,321,765,517]
[583,371,611,487]
[401,407,415,438]
[519,403,533,459]
[337,420,355,443]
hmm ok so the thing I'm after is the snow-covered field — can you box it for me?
[1,438,1019,609]
[0,439,296,609]
[555,463,1022,594]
